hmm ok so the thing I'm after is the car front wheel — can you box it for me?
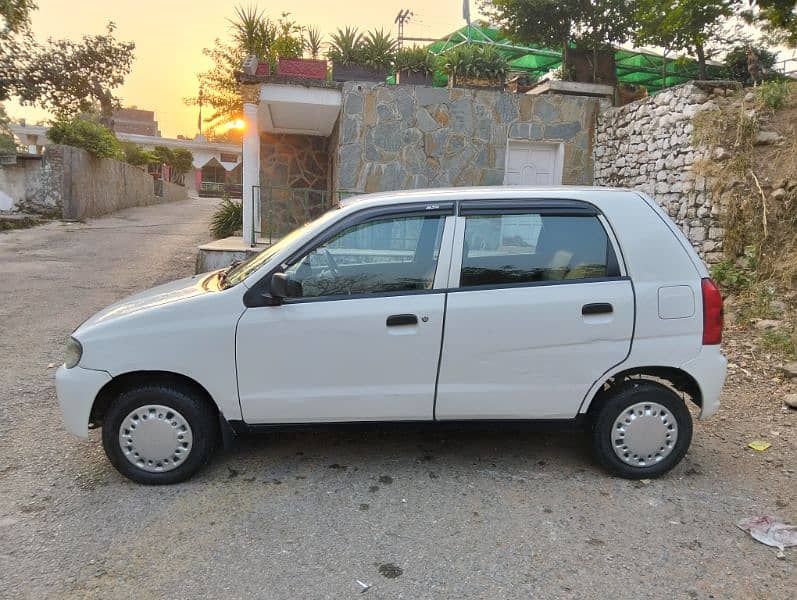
[101,382,218,485]
[591,380,693,479]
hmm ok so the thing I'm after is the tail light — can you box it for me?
[701,278,723,345]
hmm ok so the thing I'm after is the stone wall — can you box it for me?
[259,133,329,190]
[594,82,727,262]
[2,146,189,219]
[44,145,186,220]
[335,82,598,193]
[0,157,46,213]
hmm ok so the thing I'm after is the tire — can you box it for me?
[591,380,693,479]
[101,382,218,485]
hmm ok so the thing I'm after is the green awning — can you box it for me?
[424,23,724,93]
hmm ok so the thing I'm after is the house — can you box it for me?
[239,78,599,246]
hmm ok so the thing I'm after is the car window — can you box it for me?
[460,214,610,287]
[283,215,445,298]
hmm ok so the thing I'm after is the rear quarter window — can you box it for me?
[460,214,614,287]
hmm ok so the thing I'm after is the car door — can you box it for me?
[435,200,634,420]
[236,205,455,423]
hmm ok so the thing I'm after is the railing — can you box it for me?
[252,186,360,244]
[199,182,243,198]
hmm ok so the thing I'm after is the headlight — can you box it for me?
[64,337,83,369]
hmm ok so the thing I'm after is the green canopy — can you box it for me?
[426,23,725,93]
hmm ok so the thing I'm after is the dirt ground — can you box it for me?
[0,198,794,599]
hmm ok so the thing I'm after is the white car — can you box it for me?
[56,187,727,484]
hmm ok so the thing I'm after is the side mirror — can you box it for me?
[269,272,302,302]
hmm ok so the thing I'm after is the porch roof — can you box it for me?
[257,83,342,137]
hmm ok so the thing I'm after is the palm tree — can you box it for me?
[228,4,275,60]
[327,26,365,65]
[304,26,323,59]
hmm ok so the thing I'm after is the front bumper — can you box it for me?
[680,345,727,420]
[55,365,112,437]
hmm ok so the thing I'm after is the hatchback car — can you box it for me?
[56,187,726,484]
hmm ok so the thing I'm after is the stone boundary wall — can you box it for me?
[0,157,44,213]
[594,82,729,262]
[336,82,598,193]
[48,145,187,220]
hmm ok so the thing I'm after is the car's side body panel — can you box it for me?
[76,278,246,422]
[436,279,635,419]
[577,191,723,415]
[236,293,447,422]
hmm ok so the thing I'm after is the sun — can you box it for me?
[227,119,245,130]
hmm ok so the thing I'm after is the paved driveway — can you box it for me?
[0,197,793,598]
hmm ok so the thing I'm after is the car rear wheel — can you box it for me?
[101,382,218,485]
[591,380,693,479]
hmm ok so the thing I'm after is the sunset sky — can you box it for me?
[8,0,483,137]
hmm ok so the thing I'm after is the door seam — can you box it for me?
[432,292,448,421]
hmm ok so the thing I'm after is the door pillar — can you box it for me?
[241,84,261,246]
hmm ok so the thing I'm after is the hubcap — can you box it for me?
[611,402,678,467]
[118,405,193,473]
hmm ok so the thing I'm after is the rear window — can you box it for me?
[460,214,613,287]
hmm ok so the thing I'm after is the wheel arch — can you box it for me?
[90,370,220,427]
[584,366,703,418]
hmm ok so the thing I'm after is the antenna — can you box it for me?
[395,9,413,48]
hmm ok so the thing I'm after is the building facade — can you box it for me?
[241,81,599,244]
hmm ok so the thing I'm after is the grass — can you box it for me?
[760,329,797,359]
[0,215,43,232]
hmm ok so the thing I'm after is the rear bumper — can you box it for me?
[680,345,727,419]
[55,365,112,438]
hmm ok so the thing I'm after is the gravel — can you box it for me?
[0,197,794,599]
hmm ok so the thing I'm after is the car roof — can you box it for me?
[338,186,641,210]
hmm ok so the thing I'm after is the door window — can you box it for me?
[283,215,445,298]
[460,213,612,287]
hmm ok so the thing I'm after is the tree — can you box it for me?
[0,0,36,38]
[746,1,797,46]
[48,117,121,158]
[120,141,157,167]
[723,43,778,81]
[152,146,194,184]
[480,0,635,77]
[185,8,303,134]
[633,0,738,79]
[13,23,135,120]
[0,102,16,154]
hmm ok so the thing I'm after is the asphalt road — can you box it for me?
[0,196,793,599]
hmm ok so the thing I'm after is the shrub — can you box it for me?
[210,195,243,239]
[360,28,397,70]
[395,46,435,74]
[756,80,791,110]
[710,245,757,292]
[438,44,508,84]
[121,142,157,167]
[327,26,365,65]
[48,118,121,159]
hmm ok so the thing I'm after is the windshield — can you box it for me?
[222,208,343,287]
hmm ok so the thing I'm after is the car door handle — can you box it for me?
[582,303,613,315]
[386,314,418,327]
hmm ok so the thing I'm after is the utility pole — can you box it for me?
[394,9,413,48]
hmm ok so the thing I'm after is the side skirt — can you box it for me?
[225,417,587,437]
